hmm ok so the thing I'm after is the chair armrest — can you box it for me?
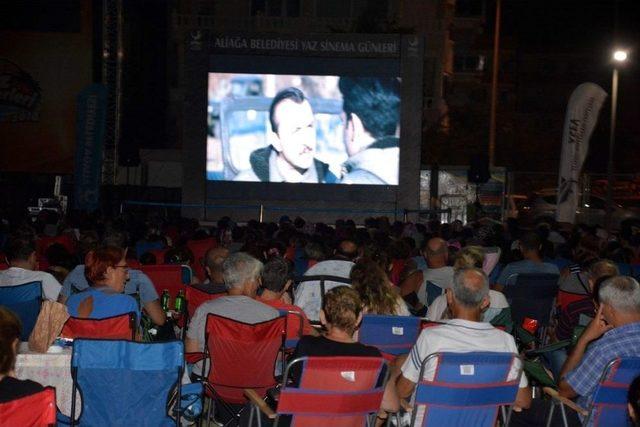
[543,387,589,417]
[185,352,205,364]
[244,389,276,419]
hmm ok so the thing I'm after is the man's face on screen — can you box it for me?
[272,99,316,170]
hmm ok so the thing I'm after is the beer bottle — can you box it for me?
[175,289,185,314]
[161,289,170,311]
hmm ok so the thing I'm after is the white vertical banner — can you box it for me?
[556,83,607,224]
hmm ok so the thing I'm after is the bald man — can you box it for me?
[396,268,531,423]
[418,237,455,306]
[192,247,229,294]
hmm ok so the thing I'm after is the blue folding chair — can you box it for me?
[425,281,444,306]
[358,314,421,361]
[69,339,184,426]
[411,352,523,427]
[0,281,42,341]
[545,357,640,427]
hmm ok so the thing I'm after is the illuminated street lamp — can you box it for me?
[605,49,628,232]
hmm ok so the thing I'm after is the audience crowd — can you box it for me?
[2,208,640,425]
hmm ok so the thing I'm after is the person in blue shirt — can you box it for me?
[494,232,559,292]
[66,246,140,324]
[61,260,166,326]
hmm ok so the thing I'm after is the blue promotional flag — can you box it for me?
[74,84,107,211]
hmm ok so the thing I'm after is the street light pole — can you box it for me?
[605,50,627,233]
[488,0,501,167]
[605,68,618,233]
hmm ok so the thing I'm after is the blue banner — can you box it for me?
[73,83,107,211]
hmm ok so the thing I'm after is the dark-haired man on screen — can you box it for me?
[338,77,400,185]
[234,87,337,183]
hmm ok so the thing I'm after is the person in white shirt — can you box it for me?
[417,238,455,305]
[396,267,531,422]
[0,237,62,301]
[294,239,357,321]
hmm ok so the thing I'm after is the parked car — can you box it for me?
[524,189,640,229]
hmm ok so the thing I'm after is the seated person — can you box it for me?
[554,260,618,342]
[256,257,317,337]
[61,257,165,326]
[191,247,229,294]
[559,276,640,417]
[0,307,44,402]
[0,237,62,302]
[494,232,559,291]
[350,258,411,316]
[397,268,531,424]
[290,286,399,422]
[65,246,140,323]
[427,246,509,324]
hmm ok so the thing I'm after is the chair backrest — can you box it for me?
[185,286,225,320]
[556,289,589,311]
[139,264,187,310]
[277,356,387,427]
[483,247,501,276]
[135,241,165,259]
[60,312,136,340]
[37,235,75,256]
[71,339,183,426]
[411,352,522,427]
[585,357,640,427]
[359,314,421,360]
[186,238,217,282]
[0,386,56,426]
[204,313,286,404]
[0,281,43,340]
[294,275,352,308]
[505,273,559,326]
[425,281,444,306]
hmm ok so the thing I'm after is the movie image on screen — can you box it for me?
[206,73,401,185]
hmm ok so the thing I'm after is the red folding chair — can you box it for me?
[245,356,388,427]
[556,289,589,311]
[187,313,286,426]
[185,286,226,320]
[139,264,187,310]
[186,238,217,282]
[36,234,76,256]
[60,312,137,340]
[0,386,57,426]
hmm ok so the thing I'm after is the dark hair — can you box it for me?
[269,87,307,134]
[85,246,125,284]
[261,257,291,292]
[139,252,157,265]
[519,232,541,252]
[630,376,640,426]
[339,77,400,139]
[5,237,35,262]
[0,307,21,374]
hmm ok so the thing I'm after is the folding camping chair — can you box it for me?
[140,264,189,310]
[60,312,137,340]
[0,280,43,340]
[556,289,590,311]
[425,281,444,306]
[294,274,352,316]
[186,237,217,283]
[358,314,422,361]
[504,273,559,346]
[245,355,388,427]
[0,386,57,426]
[544,357,640,427]
[279,309,304,351]
[188,313,286,426]
[184,286,225,322]
[410,352,524,427]
[68,339,184,427]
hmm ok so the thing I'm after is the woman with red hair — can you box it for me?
[65,246,140,322]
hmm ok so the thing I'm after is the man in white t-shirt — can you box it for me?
[417,238,455,305]
[397,267,531,421]
[0,237,62,301]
